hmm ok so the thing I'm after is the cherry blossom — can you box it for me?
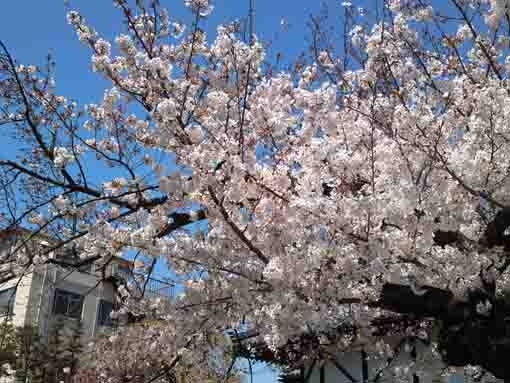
[3,0,510,380]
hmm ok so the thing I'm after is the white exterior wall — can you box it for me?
[0,263,117,340]
[40,266,117,339]
[307,339,459,383]
[0,239,35,328]
[0,273,34,327]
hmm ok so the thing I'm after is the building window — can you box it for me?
[97,300,114,327]
[448,374,464,383]
[0,288,16,317]
[52,289,83,319]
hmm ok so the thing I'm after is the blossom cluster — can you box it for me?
[4,0,510,379]
[58,0,510,355]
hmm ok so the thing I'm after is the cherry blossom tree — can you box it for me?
[3,0,510,380]
[72,320,241,383]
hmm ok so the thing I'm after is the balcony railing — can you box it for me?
[139,276,175,300]
[99,261,175,301]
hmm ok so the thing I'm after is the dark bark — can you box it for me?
[155,210,207,238]
[433,230,462,247]
[379,284,459,319]
[380,283,510,380]
[482,207,510,248]
[242,282,510,380]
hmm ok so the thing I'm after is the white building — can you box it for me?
[275,331,493,383]
[0,227,174,340]
[305,341,447,383]
[274,339,474,383]
[241,322,491,382]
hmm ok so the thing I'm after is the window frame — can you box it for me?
[52,288,84,320]
[96,299,114,327]
[0,287,16,317]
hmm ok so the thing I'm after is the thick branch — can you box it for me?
[378,283,467,323]
[380,283,510,380]
[208,186,269,265]
[155,210,206,238]
[482,207,510,248]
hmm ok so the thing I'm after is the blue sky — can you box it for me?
[0,1,345,382]
[0,0,343,103]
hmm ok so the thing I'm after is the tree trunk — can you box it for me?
[379,283,510,380]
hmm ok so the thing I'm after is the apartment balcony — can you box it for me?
[140,276,175,300]
[97,258,171,296]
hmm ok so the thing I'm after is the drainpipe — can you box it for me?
[90,277,101,338]
[361,349,368,383]
[35,263,49,334]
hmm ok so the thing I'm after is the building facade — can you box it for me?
[306,342,447,383]
[281,336,490,383]
[0,260,123,339]
[0,228,174,341]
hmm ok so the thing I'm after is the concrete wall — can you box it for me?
[38,266,117,339]
[0,263,117,340]
[0,272,34,328]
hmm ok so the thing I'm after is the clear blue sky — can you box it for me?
[0,0,342,103]
[0,1,343,382]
